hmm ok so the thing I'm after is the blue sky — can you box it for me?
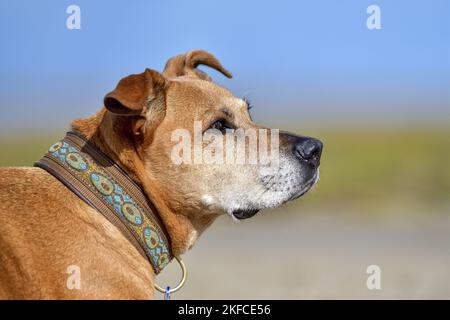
[0,0,448,132]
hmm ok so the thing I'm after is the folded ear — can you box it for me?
[104,68,166,116]
[163,49,232,81]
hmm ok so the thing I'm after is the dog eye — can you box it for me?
[209,120,228,133]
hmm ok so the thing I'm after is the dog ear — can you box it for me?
[163,49,232,81]
[104,68,166,116]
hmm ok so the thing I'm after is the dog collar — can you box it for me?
[34,131,172,274]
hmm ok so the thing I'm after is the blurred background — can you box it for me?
[0,0,449,298]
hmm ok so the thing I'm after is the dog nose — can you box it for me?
[294,137,323,168]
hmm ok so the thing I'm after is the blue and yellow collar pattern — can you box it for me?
[34,131,172,274]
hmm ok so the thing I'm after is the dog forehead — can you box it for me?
[167,77,246,115]
[221,96,247,110]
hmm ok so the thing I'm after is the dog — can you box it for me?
[0,50,322,299]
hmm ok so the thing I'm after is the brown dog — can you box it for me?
[0,50,322,299]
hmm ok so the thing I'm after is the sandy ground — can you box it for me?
[156,206,450,299]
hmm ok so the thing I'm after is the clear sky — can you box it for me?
[0,0,448,132]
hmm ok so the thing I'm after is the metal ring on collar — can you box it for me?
[155,256,187,294]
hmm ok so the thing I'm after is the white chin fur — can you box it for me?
[201,164,319,220]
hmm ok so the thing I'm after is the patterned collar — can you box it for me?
[34,131,172,274]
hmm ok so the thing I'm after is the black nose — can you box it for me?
[294,137,323,168]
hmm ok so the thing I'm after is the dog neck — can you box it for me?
[70,109,208,256]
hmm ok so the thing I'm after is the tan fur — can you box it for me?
[0,168,154,299]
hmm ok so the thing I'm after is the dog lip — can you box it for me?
[290,172,319,201]
[290,188,310,201]
[232,208,260,220]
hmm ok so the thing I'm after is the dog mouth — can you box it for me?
[290,171,319,201]
[230,172,319,220]
[232,208,260,220]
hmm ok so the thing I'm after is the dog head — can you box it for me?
[101,50,322,223]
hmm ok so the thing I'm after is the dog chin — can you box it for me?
[230,171,319,221]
